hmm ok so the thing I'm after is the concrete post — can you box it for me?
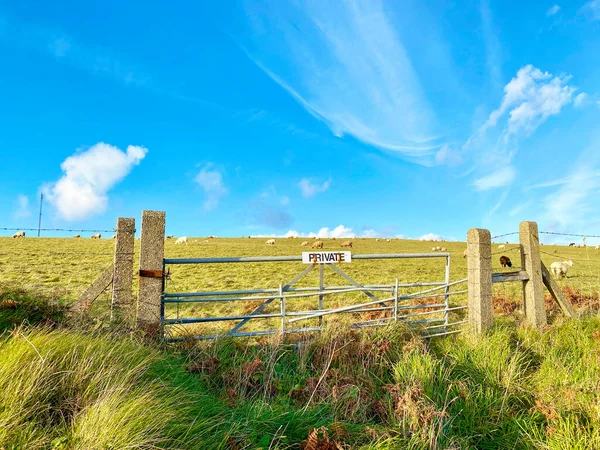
[467,228,493,333]
[519,221,546,329]
[111,217,135,322]
[137,211,166,331]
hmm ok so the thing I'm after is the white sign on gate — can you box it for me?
[302,251,352,264]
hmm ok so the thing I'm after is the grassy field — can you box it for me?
[2,236,600,448]
[1,236,600,337]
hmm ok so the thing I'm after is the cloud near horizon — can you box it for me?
[13,194,31,220]
[194,165,228,211]
[43,143,147,221]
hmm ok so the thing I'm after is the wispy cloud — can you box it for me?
[509,200,533,217]
[474,166,516,191]
[540,142,600,230]
[298,178,331,198]
[43,143,147,221]
[418,233,443,241]
[580,0,600,20]
[480,0,503,89]
[241,0,442,161]
[13,194,31,220]
[546,5,561,16]
[194,165,228,211]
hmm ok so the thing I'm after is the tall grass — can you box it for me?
[1,288,600,448]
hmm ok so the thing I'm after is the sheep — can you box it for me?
[596,245,600,250]
[440,247,447,252]
[312,241,324,249]
[569,242,576,247]
[91,233,101,239]
[166,235,174,240]
[73,234,80,239]
[341,241,352,248]
[550,260,573,278]
[175,236,188,245]
[287,236,295,239]
[266,239,276,245]
[498,244,506,250]
[300,241,309,246]
[385,238,391,242]
[112,235,116,239]
[499,256,512,268]
[12,231,25,238]
[432,247,437,252]
[203,239,209,243]
[463,249,468,258]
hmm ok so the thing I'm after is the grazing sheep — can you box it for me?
[12,231,25,238]
[499,256,512,268]
[73,234,80,239]
[112,235,116,239]
[498,244,506,250]
[266,239,276,245]
[569,242,576,247]
[550,260,573,278]
[175,236,188,245]
[287,236,295,239]
[440,247,447,252]
[463,249,468,258]
[166,235,174,240]
[203,239,209,243]
[385,238,391,242]
[312,241,324,249]
[300,241,309,246]
[596,245,600,250]
[91,233,101,239]
[341,241,352,248]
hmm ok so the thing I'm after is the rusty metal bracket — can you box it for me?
[139,269,164,278]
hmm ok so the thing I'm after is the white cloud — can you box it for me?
[546,4,561,16]
[360,229,380,238]
[242,0,443,161]
[474,166,516,191]
[419,233,443,241]
[298,178,331,198]
[574,92,590,108]
[580,0,600,20]
[13,194,31,220]
[309,225,355,239]
[508,200,533,217]
[194,165,228,211]
[280,196,290,206]
[44,143,147,221]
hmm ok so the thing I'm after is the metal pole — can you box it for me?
[394,278,399,321]
[319,264,324,327]
[443,255,451,329]
[279,283,285,334]
[37,193,43,237]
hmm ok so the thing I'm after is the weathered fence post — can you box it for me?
[519,221,546,329]
[137,210,166,332]
[467,228,493,333]
[111,217,135,322]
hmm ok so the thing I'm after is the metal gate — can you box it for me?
[160,252,467,341]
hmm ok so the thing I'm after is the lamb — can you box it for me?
[312,241,324,249]
[12,231,25,238]
[266,239,276,245]
[498,244,506,250]
[175,236,188,245]
[73,234,80,239]
[300,241,309,246]
[499,256,512,268]
[91,233,101,239]
[550,260,573,278]
[341,241,352,248]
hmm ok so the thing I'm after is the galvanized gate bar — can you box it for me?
[163,252,450,265]
[326,263,387,307]
[228,264,315,334]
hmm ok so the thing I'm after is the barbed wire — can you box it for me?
[0,227,135,233]
[491,232,519,240]
[539,231,600,239]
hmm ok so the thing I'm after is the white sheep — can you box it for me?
[300,241,309,246]
[13,231,25,238]
[550,260,573,278]
[498,244,506,250]
[266,239,276,245]
[175,236,188,245]
[91,233,101,239]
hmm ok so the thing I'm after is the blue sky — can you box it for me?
[1,0,600,242]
